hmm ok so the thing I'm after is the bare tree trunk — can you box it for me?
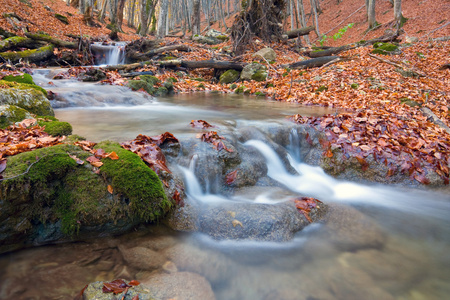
[99,0,108,23]
[109,0,118,24]
[297,0,310,44]
[128,0,137,27]
[157,0,168,38]
[117,0,126,31]
[394,0,404,29]
[367,0,377,29]
[290,0,295,31]
[310,0,320,37]
[192,0,201,36]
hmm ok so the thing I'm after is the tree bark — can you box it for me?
[288,56,340,69]
[284,26,315,39]
[0,37,36,52]
[157,0,168,38]
[192,0,201,36]
[117,0,126,31]
[0,44,54,64]
[367,0,377,29]
[25,33,78,49]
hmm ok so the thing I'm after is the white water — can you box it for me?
[245,139,450,220]
[91,42,126,66]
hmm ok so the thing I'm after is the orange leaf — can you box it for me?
[106,151,119,160]
[107,185,113,194]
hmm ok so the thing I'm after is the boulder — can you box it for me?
[118,245,167,271]
[192,34,222,45]
[0,104,33,128]
[205,29,229,41]
[219,69,240,84]
[83,281,154,300]
[253,47,277,61]
[78,68,107,82]
[240,63,267,81]
[0,86,53,116]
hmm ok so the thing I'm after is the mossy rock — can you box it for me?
[251,69,268,82]
[155,86,169,96]
[255,91,266,97]
[140,75,160,86]
[95,141,171,221]
[241,63,267,82]
[127,80,155,95]
[163,80,174,93]
[0,142,171,251]
[234,86,245,94]
[0,36,29,52]
[351,83,359,89]
[55,13,69,25]
[371,43,399,55]
[2,73,35,85]
[38,120,73,136]
[0,44,54,64]
[219,69,240,84]
[0,104,34,128]
[400,98,421,107]
[0,82,53,116]
[316,85,328,92]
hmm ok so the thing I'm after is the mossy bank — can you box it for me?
[0,142,171,254]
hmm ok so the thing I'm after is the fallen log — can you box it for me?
[305,45,352,58]
[284,26,315,39]
[158,59,244,71]
[288,56,340,69]
[368,53,426,77]
[104,61,151,72]
[130,44,191,61]
[0,36,36,52]
[0,44,54,63]
[25,33,78,49]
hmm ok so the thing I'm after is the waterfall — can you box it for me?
[90,42,126,66]
[244,139,450,220]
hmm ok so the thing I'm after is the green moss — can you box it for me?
[234,86,245,94]
[95,141,170,221]
[316,85,328,92]
[139,75,160,86]
[163,80,174,93]
[351,83,359,89]
[255,91,266,97]
[155,86,169,96]
[219,69,240,84]
[54,13,69,25]
[216,35,229,41]
[251,69,267,82]
[372,43,399,55]
[0,78,47,96]
[244,88,251,94]
[400,97,420,107]
[168,77,178,83]
[230,83,237,90]
[197,83,205,89]
[127,80,155,95]
[193,77,206,82]
[266,83,274,88]
[38,121,72,136]
[163,56,177,61]
[0,82,52,115]
[0,104,32,128]
[2,73,35,85]
[0,44,54,64]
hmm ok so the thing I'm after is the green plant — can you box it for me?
[319,23,354,46]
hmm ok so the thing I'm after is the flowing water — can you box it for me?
[0,69,449,299]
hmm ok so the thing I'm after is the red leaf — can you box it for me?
[414,173,430,185]
[226,170,238,185]
[190,119,214,129]
[102,279,131,294]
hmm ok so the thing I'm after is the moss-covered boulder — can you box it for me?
[192,34,222,45]
[240,63,267,82]
[219,69,240,84]
[0,104,34,128]
[127,79,156,95]
[0,82,53,116]
[140,75,160,86]
[2,73,35,85]
[38,120,72,136]
[371,42,399,55]
[0,44,54,64]
[54,13,69,25]
[0,142,171,254]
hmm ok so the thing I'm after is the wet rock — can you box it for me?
[118,245,166,271]
[0,87,53,116]
[322,204,387,251]
[240,63,267,81]
[142,271,216,300]
[197,200,326,242]
[253,47,277,61]
[78,68,106,82]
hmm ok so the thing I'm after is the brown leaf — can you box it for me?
[102,279,131,294]
[86,156,103,167]
[107,185,113,194]
[190,119,214,129]
[106,151,119,160]
[68,153,84,165]
[414,173,430,185]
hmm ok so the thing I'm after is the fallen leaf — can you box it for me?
[107,185,113,194]
[232,219,243,228]
[226,169,238,185]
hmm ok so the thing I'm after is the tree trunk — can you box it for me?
[99,0,108,23]
[284,26,315,39]
[109,0,118,24]
[158,59,245,71]
[192,0,201,36]
[117,0,126,31]
[25,33,78,49]
[394,0,404,29]
[0,44,54,64]
[157,0,168,38]
[367,0,377,29]
[288,56,340,69]
[310,0,320,36]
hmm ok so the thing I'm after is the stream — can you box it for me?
[0,69,449,299]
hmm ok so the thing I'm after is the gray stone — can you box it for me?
[219,69,240,84]
[253,47,277,61]
[83,281,154,300]
[142,272,216,300]
[240,63,267,81]
[192,34,222,45]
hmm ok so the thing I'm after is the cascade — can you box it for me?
[90,42,127,66]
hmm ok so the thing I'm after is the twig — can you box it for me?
[320,58,342,69]
[368,53,426,77]
[422,22,450,39]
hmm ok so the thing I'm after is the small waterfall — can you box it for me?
[245,139,450,219]
[288,128,301,161]
[90,42,126,66]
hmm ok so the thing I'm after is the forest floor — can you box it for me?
[0,0,449,186]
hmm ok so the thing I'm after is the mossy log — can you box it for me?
[0,27,16,38]
[305,45,351,58]
[129,44,191,61]
[284,26,315,39]
[0,36,36,52]
[288,56,341,69]
[0,44,54,63]
[25,33,78,49]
